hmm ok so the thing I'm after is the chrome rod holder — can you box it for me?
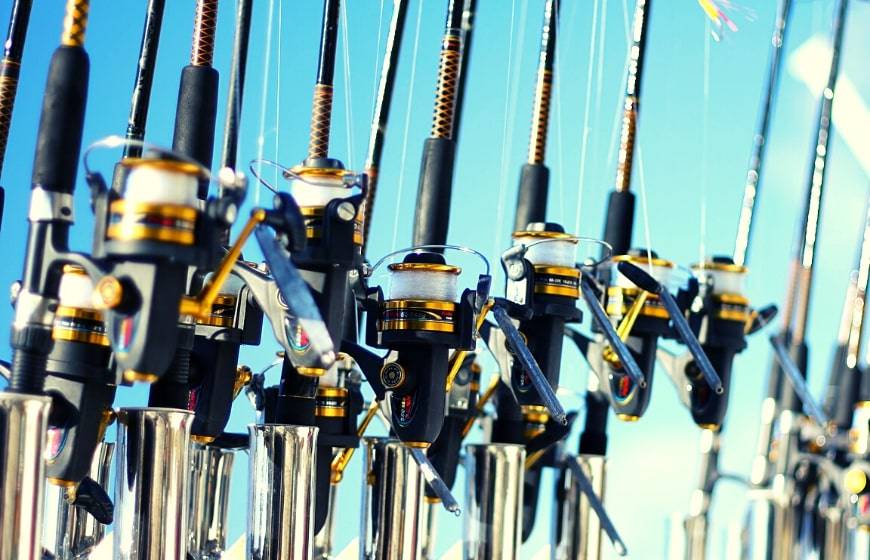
[552,455,607,560]
[43,441,114,559]
[313,478,338,559]
[114,407,194,560]
[188,443,235,559]
[360,437,424,560]
[0,393,52,560]
[420,500,439,560]
[464,443,525,560]
[247,424,318,560]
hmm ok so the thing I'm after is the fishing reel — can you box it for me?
[40,265,115,525]
[85,138,246,384]
[659,256,777,429]
[500,224,583,407]
[346,245,487,447]
[562,249,670,421]
[597,251,675,420]
[245,159,365,413]
[570,250,723,422]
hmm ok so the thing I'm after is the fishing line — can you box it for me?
[274,0,283,187]
[621,0,630,40]
[593,0,609,133]
[390,0,424,251]
[637,146,654,273]
[573,0,602,235]
[340,0,356,168]
[491,0,524,261]
[699,20,712,271]
[255,0,277,206]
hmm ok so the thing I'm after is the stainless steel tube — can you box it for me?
[188,443,235,559]
[0,393,52,560]
[313,478,338,559]
[464,443,525,560]
[43,441,114,559]
[360,437,425,560]
[742,489,776,560]
[552,455,606,560]
[247,424,319,560]
[420,500,439,560]
[114,407,194,560]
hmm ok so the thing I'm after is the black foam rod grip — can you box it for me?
[514,163,549,231]
[172,65,219,199]
[602,190,635,256]
[770,336,821,421]
[859,366,870,403]
[832,366,860,430]
[413,137,456,247]
[32,46,90,195]
[778,338,808,413]
[0,186,5,232]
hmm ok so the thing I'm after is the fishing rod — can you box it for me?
[220,0,252,174]
[559,3,727,557]
[732,0,792,268]
[186,3,258,557]
[121,0,165,160]
[486,0,584,543]
[339,1,549,553]
[347,0,473,456]
[361,0,408,253]
[146,0,222,409]
[40,6,174,549]
[242,2,371,556]
[806,197,870,559]
[577,0,653,473]
[0,0,33,204]
[417,1,480,555]
[743,1,851,558]
[659,4,794,557]
[76,4,280,557]
[1,2,92,558]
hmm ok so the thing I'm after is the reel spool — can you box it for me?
[287,164,365,248]
[105,156,207,263]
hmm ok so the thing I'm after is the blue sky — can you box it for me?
[1,0,869,557]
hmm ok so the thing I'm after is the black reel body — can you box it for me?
[502,226,583,406]
[189,273,263,442]
[426,356,480,498]
[684,257,755,429]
